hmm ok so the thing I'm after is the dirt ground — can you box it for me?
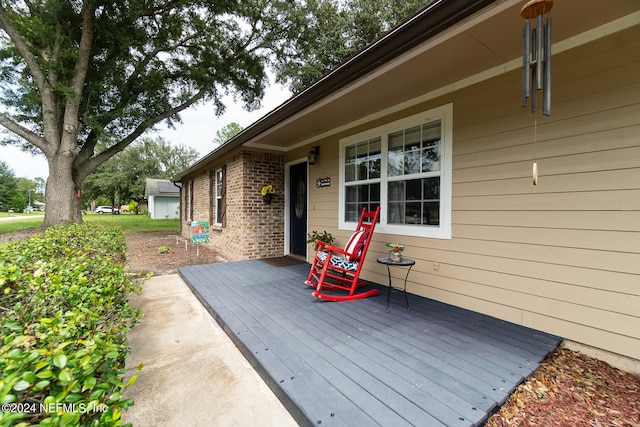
[125,231,224,275]
[0,229,224,275]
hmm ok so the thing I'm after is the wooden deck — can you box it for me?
[179,260,561,427]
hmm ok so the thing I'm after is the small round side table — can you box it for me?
[376,257,415,312]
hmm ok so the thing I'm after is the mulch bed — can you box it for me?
[486,347,640,427]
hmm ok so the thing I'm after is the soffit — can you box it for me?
[245,0,639,150]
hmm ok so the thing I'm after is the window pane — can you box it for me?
[388,125,441,177]
[405,126,421,147]
[346,145,357,163]
[369,138,381,179]
[216,201,222,222]
[346,186,357,202]
[388,181,403,201]
[345,145,356,182]
[345,164,355,182]
[423,177,440,199]
[345,184,359,222]
[356,141,368,180]
[358,185,369,202]
[388,131,404,176]
[422,120,441,140]
[346,138,383,181]
[370,182,380,202]
[388,202,404,224]
[345,204,359,222]
[216,170,223,193]
[423,201,439,225]
[421,143,441,172]
[421,121,441,173]
[387,177,440,226]
[404,148,420,175]
[345,183,380,222]
[405,127,422,175]
[406,179,421,200]
[405,202,421,224]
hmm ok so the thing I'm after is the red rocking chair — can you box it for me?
[305,206,380,301]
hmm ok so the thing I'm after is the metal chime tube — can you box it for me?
[543,17,552,115]
[531,27,537,113]
[536,14,543,90]
[521,0,553,116]
[523,20,530,106]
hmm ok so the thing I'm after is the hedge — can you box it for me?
[0,223,142,426]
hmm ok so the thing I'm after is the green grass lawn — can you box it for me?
[0,216,44,233]
[0,212,180,235]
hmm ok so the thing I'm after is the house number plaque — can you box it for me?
[316,177,330,188]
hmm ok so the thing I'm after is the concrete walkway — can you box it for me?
[122,274,298,427]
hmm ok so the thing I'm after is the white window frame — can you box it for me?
[186,180,193,222]
[338,103,452,239]
[214,168,223,226]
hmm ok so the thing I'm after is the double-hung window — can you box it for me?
[339,104,452,239]
[215,168,223,225]
[344,137,381,222]
[186,180,193,222]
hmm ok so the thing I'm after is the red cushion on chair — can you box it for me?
[344,229,367,262]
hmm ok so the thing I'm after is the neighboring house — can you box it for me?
[174,0,640,371]
[144,178,180,219]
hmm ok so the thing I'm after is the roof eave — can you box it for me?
[173,0,496,181]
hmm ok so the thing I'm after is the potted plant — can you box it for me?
[307,230,335,251]
[386,242,405,262]
[261,185,276,204]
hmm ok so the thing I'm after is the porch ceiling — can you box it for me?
[246,0,639,150]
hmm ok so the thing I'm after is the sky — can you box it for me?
[1,83,292,181]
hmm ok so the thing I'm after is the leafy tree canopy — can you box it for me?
[276,0,434,92]
[0,0,314,225]
[83,136,198,207]
[213,122,244,147]
[0,160,18,210]
[0,0,431,226]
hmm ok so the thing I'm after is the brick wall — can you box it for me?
[191,174,210,224]
[220,156,244,259]
[240,151,285,259]
[180,149,285,261]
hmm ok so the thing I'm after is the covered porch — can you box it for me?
[179,260,561,427]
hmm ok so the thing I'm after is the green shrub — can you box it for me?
[0,223,142,426]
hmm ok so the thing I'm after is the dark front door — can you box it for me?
[289,162,307,257]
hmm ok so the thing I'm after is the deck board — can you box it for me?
[179,260,561,427]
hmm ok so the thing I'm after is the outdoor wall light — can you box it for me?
[307,146,319,165]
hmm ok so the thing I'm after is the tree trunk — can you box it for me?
[43,153,83,227]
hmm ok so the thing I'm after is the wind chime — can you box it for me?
[521,0,553,185]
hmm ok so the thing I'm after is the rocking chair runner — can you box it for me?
[305,206,381,301]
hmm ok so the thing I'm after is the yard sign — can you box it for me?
[190,221,210,244]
